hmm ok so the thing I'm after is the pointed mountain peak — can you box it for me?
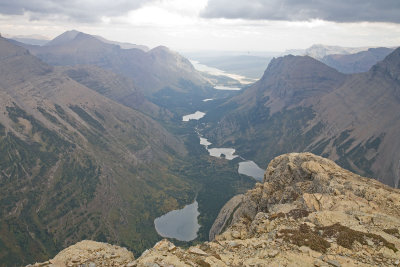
[73,32,99,42]
[44,30,113,50]
[262,54,341,80]
[253,55,346,110]
[45,30,82,46]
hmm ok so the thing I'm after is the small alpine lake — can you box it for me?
[182,111,206,122]
[238,160,265,181]
[154,200,200,241]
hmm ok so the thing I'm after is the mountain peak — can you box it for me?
[256,55,346,109]
[45,30,81,46]
[262,54,344,81]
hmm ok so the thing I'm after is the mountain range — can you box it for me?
[1,28,400,266]
[320,47,395,73]
[0,36,253,265]
[0,35,190,264]
[285,44,372,60]
[204,47,400,188]
[13,30,209,96]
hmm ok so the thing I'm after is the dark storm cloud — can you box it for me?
[0,0,158,22]
[201,0,400,23]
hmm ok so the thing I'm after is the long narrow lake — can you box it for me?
[154,201,200,241]
[214,85,241,91]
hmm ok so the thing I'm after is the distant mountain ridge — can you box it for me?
[321,47,395,73]
[93,35,149,51]
[20,30,210,95]
[205,47,400,188]
[43,30,149,51]
[284,44,396,74]
[285,44,372,60]
[4,33,50,46]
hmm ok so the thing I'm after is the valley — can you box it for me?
[1,1,400,266]
[0,35,255,265]
[0,27,399,267]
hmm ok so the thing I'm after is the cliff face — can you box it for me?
[32,153,400,267]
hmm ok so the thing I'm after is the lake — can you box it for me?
[154,200,200,241]
[153,136,265,241]
[214,85,241,91]
[199,136,264,180]
[208,148,238,160]
[238,161,265,181]
[200,137,211,147]
[199,136,238,160]
[182,111,206,122]
[190,60,255,84]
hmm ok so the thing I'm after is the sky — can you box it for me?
[0,0,399,52]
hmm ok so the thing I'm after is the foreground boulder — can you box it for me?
[32,153,400,266]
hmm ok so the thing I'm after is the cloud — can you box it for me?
[201,0,400,23]
[0,0,158,22]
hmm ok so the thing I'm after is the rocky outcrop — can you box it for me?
[28,240,135,266]
[208,194,244,241]
[32,153,400,266]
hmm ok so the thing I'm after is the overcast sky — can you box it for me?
[0,0,399,52]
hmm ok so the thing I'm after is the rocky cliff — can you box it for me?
[32,153,400,266]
